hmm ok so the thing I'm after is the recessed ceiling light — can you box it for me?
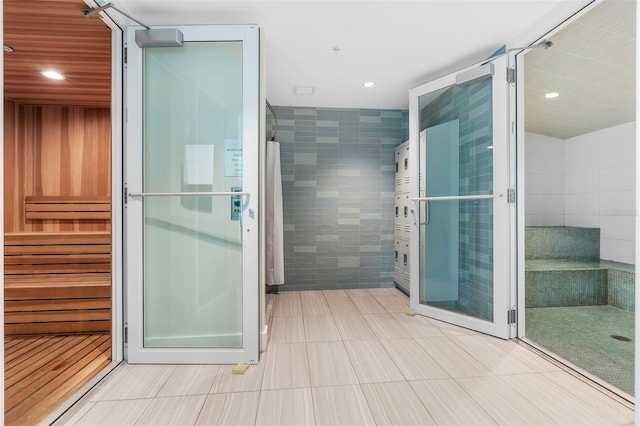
[545,92,559,99]
[3,45,14,53]
[363,81,376,88]
[41,70,65,80]
[294,86,314,95]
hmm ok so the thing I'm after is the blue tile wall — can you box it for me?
[419,76,494,321]
[268,106,409,291]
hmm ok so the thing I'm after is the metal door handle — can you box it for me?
[419,201,430,226]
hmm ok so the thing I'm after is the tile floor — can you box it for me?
[56,288,634,425]
[527,305,635,396]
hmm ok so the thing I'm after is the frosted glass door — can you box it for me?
[126,26,259,364]
[409,55,513,339]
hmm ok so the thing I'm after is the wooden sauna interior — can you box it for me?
[3,0,112,423]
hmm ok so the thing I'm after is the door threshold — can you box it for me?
[517,338,634,408]
[44,360,125,425]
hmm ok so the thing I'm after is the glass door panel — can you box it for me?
[126,26,259,363]
[410,56,512,338]
[143,42,243,349]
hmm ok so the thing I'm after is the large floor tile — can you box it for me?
[210,359,265,393]
[88,364,175,401]
[301,296,332,316]
[343,339,405,384]
[509,341,562,372]
[270,316,305,343]
[344,289,372,297]
[456,375,557,425]
[62,399,151,426]
[312,385,375,426]
[380,338,448,380]
[543,371,634,424]
[322,289,349,298]
[506,372,631,425]
[350,296,387,314]
[373,295,410,313]
[333,314,377,340]
[366,287,404,297]
[414,336,492,378]
[361,381,436,426]
[135,395,206,425]
[304,315,341,342]
[453,335,545,375]
[195,391,260,426]
[326,297,360,315]
[156,365,220,397]
[362,313,410,339]
[273,295,303,317]
[256,388,315,426]
[390,313,445,337]
[262,342,310,390]
[427,318,479,336]
[410,379,497,425]
[307,341,358,387]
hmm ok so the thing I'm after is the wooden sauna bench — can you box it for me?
[5,231,111,335]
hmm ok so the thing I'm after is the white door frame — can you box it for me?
[409,55,515,339]
[124,25,260,364]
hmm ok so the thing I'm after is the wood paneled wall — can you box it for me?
[4,100,111,232]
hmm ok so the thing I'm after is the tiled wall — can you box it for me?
[524,132,565,226]
[525,121,636,264]
[524,227,634,312]
[268,106,409,291]
[565,122,635,264]
[608,269,635,312]
[525,269,608,308]
[419,76,494,321]
[525,227,599,260]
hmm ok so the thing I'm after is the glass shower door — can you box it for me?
[409,55,514,339]
[125,26,259,364]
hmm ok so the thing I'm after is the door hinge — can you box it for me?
[124,326,128,344]
[124,47,128,64]
[507,187,516,204]
[507,309,516,324]
[124,185,128,206]
[507,68,516,84]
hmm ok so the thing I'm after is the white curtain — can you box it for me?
[266,140,285,285]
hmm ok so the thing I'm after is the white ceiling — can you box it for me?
[524,0,636,139]
[112,0,591,110]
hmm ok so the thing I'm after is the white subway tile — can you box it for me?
[564,171,599,194]
[599,166,634,192]
[600,215,635,241]
[600,238,635,264]
[564,214,599,228]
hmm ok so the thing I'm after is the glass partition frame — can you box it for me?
[409,55,514,339]
[125,25,260,364]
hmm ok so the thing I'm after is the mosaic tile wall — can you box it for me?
[268,106,409,291]
[608,269,635,312]
[419,76,494,321]
[525,269,608,308]
[525,227,600,260]
[525,226,635,311]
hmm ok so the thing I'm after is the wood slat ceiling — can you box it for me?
[4,0,111,107]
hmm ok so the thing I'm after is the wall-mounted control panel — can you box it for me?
[231,186,242,220]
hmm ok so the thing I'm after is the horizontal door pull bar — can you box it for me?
[128,191,250,197]
[412,194,501,202]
